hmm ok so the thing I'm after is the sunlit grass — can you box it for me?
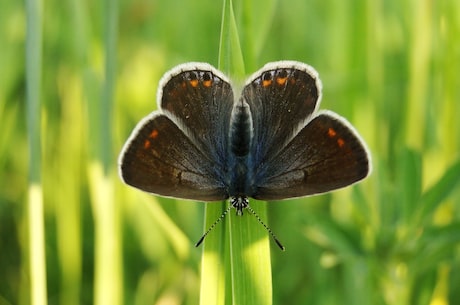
[25,0,46,304]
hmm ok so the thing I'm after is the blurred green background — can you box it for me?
[2,0,460,304]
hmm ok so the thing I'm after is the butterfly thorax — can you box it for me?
[230,196,249,216]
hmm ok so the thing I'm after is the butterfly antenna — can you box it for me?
[246,204,285,251]
[195,205,233,247]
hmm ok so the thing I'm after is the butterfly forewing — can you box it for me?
[159,63,234,169]
[120,63,238,201]
[242,62,321,168]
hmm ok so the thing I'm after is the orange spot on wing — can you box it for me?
[328,127,337,138]
[149,129,159,139]
[203,79,212,87]
[276,76,288,85]
[144,140,151,149]
[337,138,345,147]
[262,79,272,87]
[190,79,199,87]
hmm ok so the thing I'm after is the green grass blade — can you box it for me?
[303,213,362,259]
[199,202,228,305]
[229,200,273,305]
[417,159,460,225]
[88,1,122,305]
[411,223,460,274]
[239,0,278,70]
[88,164,122,305]
[396,148,422,222]
[199,2,236,305]
[218,0,245,79]
[199,1,274,305]
[27,187,47,305]
[25,0,47,304]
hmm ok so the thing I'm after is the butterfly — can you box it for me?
[118,61,371,248]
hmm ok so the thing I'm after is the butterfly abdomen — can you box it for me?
[226,98,254,196]
[229,98,253,157]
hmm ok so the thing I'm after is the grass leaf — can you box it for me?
[218,0,245,79]
[199,1,274,305]
[229,200,273,305]
[199,202,228,305]
[416,159,460,225]
[25,0,47,303]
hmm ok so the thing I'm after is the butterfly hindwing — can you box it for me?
[119,113,228,201]
[253,111,370,200]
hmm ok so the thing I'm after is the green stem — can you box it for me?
[90,1,122,305]
[25,0,47,304]
[199,1,274,304]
